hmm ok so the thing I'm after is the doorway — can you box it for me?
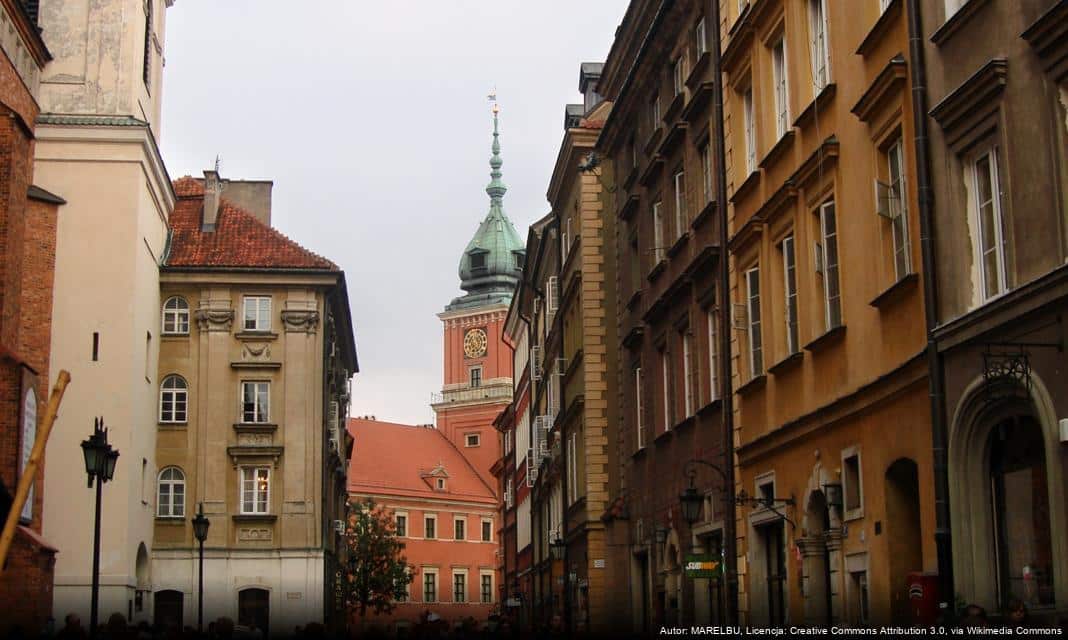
[238,588,270,636]
[153,590,183,631]
[802,490,832,625]
[885,458,922,623]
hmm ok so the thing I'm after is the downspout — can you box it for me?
[709,0,739,626]
[906,0,954,617]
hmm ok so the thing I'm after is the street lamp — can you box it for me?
[549,534,566,561]
[191,503,210,632]
[81,418,118,639]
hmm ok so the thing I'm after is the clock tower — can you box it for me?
[433,104,524,486]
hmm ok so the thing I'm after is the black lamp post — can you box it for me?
[549,534,565,561]
[191,503,210,632]
[81,418,119,639]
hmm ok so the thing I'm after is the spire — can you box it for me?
[486,103,507,205]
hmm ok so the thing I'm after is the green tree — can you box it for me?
[344,497,413,617]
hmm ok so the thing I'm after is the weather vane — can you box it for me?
[487,87,498,114]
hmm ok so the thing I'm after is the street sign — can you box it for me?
[684,554,722,578]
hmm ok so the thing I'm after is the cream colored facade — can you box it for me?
[152,270,355,632]
[35,0,176,624]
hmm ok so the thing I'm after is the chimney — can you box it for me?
[202,169,222,231]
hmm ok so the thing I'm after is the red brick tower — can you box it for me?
[433,104,523,487]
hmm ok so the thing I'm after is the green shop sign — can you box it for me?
[684,554,722,578]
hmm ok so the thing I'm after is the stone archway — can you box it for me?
[885,458,922,623]
[799,461,843,625]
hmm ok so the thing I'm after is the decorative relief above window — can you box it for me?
[195,307,234,332]
[280,309,320,334]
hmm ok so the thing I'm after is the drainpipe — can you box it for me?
[709,0,739,626]
[906,0,954,618]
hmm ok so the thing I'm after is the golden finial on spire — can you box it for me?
[487,87,499,114]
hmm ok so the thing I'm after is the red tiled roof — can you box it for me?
[167,176,337,270]
[346,418,496,503]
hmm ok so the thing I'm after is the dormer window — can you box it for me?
[513,252,525,270]
[470,252,487,270]
[437,478,446,491]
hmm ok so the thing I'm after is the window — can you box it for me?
[652,201,666,264]
[242,296,271,331]
[661,349,672,431]
[436,477,446,491]
[673,56,686,97]
[562,217,572,260]
[567,429,579,504]
[423,570,438,602]
[481,573,494,604]
[465,433,480,447]
[162,297,190,335]
[142,0,152,88]
[746,267,764,376]
[972,147,1007,300]
[396,514,407,537]
[425,514,437,539]
[241,381,270,423]
[809,0,830,91]
[772,38,790,138]
[156,467,185,518]
[743,87,756,174]
[886,140,912,279]
[159,375,188,423]
[695,17,708,57]
[481,519,492,542]
[818,201,842,330]
[92,332,99,361]
[454,517,466,540]
[514,252,524,270]
[453,572,467,603]
[651,93,661,128]
[706,309,718,403]
[943,0,965,18]
[240,467,270,514]
[782,236,799,355]
[674,171,687,238]
[469,366,483,388]
[635,366,645,449]
[843,451,862,514]
[683,331,695,416]
[701,142,714,205]
[850,571,870,624]
[470,252,486,270]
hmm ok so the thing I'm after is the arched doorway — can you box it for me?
[885,458,922,623]
[153,590,183,631]
[801,490,832,625]
[238,588,270,636]
[662,539,682,626]
[135,543,150,618]
[989,415,1054,608]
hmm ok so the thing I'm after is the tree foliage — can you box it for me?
[344,497,413,617]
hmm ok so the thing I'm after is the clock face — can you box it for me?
[463,328,488,359]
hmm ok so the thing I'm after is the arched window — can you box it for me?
[157,467,185,517]
[162,297,190,335]
[159,375,188,423]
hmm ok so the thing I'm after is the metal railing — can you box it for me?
[430,383,511,405]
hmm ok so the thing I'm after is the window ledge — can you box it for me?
[631,444,648,460]
[618,194,640,220]
[653,427,674,444]
[686,52,711,90]
[230,361,282,370]
[161,333,189,340]
[844,509,865,523]
[697,398,722,417]
[930,0,990,46]
[232,514,277,524]
[856,0,902,57]
[673,415,696,431]
[735,374,767,396]
[662,92,685,125]
[759,130,795,171]
[235,331,279,342]
[730,169,761,205]
[155,517,185,525]
[691,200,717,231]
[793,83,836,131]
[158,422,188,429]
[643,127,664,156]
[647,260,667,283]
[768,351,803,376]
[623,166,640,191]
[233,422,278,433]
[870,273,918,309]
[626,289,643,311]
[804,325,846,353]
[667,232,689,258]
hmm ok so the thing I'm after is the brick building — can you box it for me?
[0,0,62,635]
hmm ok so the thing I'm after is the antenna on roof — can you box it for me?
[214,154,222,174]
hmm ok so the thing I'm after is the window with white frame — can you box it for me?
[653,201,666,264]
[746,267,764,376]
[972,147,1007,300]
[157,467,185,517]
[240,467,270,514]
[817,201,842,330]
[482,518,492,542]
[887,139,912,279]
[674,170,687,237]
[453,571,467,603]
[661,348,672,430]
[706,309,718,403]
[159,375,188,423]
[843,448,863,516]
[395,513,408,537]
[808,0,830,91]
[567,429,579,504]
[701,142,714,205]
[772,37,790,138]
[469,366,483,388]
[454,516,466,540]
[743,87,756,174]
[635,366,645,449]
[423,569,438,602]
[465,432,480,447]
[683,330,695,416]
[241,381,270,423]
[943,0,965,19]
[782,235,799,355]
[425,514,437,539]
[481,572,494,604]
[673,56,686,97]
[242,296,271,331]
[162,297,190,335]
[695,17,708,57]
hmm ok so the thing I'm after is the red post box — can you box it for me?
[907,572,941,626]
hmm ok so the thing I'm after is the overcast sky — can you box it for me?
[160,1,628,425]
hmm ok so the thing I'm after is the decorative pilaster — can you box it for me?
[195,300,234,332]
[280,309,320,334]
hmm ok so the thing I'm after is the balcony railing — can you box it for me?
[431,383,512,406]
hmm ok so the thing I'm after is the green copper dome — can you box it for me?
[447,108,525,311]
